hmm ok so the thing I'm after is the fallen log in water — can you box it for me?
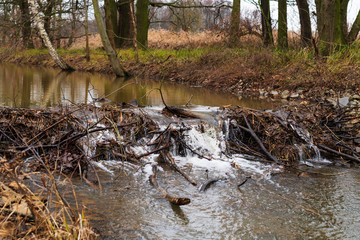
[237,176,251,189]
[149,165,191,205]
[162,106,202,118]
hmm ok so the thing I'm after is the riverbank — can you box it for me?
[1,36,360,103]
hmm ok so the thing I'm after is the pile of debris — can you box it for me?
[224,102,360,165]
[0,105,156,175]
[0,102,359,237]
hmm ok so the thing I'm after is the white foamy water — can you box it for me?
[81,124,117,157]
[84,107,280,180]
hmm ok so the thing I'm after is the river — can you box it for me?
[2,63,360,239]
[0,63,277,109]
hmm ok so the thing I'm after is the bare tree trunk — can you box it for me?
[28,0,73,70]
[341,0,349,40]
[117,0,134,48]
[56,3,62,48]
[2,4,9,45]
[19,0,33,48]
[136,0,150,49]
[129,3,139,62]
[84,0,90,61]
[296,0,312,47]
[278,0,288,48]
[260,0,273,46]
[43,0,55,43]
[67,0,76,47]
[316,0,347,56]
[104,0,116,49]
[229,0,240,46]
[92,0,126,77]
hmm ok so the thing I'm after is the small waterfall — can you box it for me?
[83,106,282,179]
[290,124,322,161]
[273,110,327,163]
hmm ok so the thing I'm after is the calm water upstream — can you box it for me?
[0,63,277,109]
[2,63,360,239]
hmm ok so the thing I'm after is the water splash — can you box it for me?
[83,106,282,179]
[274,110,324,163]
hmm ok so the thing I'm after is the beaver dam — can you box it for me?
[0,100,360,238]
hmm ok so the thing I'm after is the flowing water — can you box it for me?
[2,63,360,239]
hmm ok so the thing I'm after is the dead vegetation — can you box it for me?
[0,105,157,175]
[69,29,225,50]
[0,158,97,239]
[3,101,356,169]
[0,100,359,238]
[68,29,300,50]
[0,104,155,239]
[225,102,360,165]
[147,29,225,49]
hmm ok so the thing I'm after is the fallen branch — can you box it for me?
[112,151,139,163]
[136,145,170,158]
[318,145,360,163]
[199,178,225,192]
[239,115,279,163]
[26,109,78,145]
[149,165,191,205]
[163,106,201,118]
[162,152,197,186]
[335,141,360,158]
[60,121,138,144]
[237,176,251,189]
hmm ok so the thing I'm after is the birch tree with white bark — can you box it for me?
[28,0,73,71]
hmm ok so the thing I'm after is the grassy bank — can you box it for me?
[1,30,360,99]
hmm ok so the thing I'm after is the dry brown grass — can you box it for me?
[0,158,98,239]
[69,29,225,50]
[69,34,103,50]
[68,29,302,50]
[147,29,225,48]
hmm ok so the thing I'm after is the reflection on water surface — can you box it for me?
[0,63,278,109]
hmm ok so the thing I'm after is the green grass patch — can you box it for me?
[23,48,49,56]
[115,47,216,63]
[57,48,86,55]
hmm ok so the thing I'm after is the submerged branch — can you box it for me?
[163,152,197,186]
[149,165,191,205]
